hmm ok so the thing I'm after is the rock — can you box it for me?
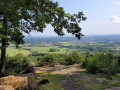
[21,73,37,90]
[20,62,35,75]
[28,62,35,69]
[0,62,37,90]
[82,76,91,80]
[96,78,107,83]
[106,87,120,90]
[0,73,37,90]
[0,85,14,90]
[0,75,29,90]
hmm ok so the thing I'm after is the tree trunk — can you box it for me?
[0,39,6,76]
[0,15,7,76]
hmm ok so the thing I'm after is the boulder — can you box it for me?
[0,75,29,90]
[0,62,37,90]
[96,78,107,84]
[21,73,37,90]
[20,62,35,75]
[106,87,120,90]
[0,85,14,90]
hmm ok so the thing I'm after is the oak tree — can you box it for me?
[0,0,86,75]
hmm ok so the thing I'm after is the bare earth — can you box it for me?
[36,64,120,90]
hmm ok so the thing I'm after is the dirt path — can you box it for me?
[65,73,86,90]
[36,64,86,90]
[36,65,120,90]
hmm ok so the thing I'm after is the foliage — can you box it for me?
[86,53,120,77]
[5,53,28,75]
[55,54,66,65]
[49,48,60,52]
[65,51,81,65]
[81,52,91,68]
[0,0,86,75]
[0,0,86,45]
[30,51,46,56]
[25,56,39,65]
[38,54,56,67]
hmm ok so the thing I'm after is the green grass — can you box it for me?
[6,48,31,56]
[23,46,67,54]
[36,70,67,90]
[35,65,120,90]
[0,43,68,56]
[3,42,120,56]
[76,72,120,90]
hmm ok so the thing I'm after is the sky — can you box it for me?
[29,0,120,37]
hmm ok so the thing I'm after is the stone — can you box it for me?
[0,62,37,90]
[21,73,37,90]
[106,87,120,90]
[0,75,29,90]
[0,85,14,90]
[96,78,107,83]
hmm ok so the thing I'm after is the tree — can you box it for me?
[0,0,86,75]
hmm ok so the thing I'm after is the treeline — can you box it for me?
[2,52,120,78]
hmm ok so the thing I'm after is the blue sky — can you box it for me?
[29,0,120,37]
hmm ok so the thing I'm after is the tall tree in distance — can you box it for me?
[0,0,86,76]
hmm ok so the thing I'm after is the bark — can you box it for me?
[0,38,6,76]
[0,15,7,76]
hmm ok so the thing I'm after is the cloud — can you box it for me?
[112,0,120,5]
[108,15,120,24]
[115,1,120,5]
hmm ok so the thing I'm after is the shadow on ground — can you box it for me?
[35,65,120,90]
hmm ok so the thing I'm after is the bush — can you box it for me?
[6,53,28,75]
[49,48,57,52]
[25,56,39,66]
[56,54,66,65]
[49,48,60,52]
[81,52,90,68]
[86,53,120,77]
[65,51,81,65]
[38,54,56,67]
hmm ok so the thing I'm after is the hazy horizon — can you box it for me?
[25,0,120,37]
[25,33,120,38]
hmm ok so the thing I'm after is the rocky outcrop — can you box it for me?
[0,62,37,90]
[106,87,120,90]
[0,85,14,90]
[21,73,37,90]
[0,75,29,90]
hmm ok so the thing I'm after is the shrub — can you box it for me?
[38,54,56,67]
[56,54,66,65]
[49,48,60,52]
[49,48,57,52]
[6,53,28,75]
[65,51,81,65]
[81,52,90,68]
[25,56,39,66]
[86,53,120,77]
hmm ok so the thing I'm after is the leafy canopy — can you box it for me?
[0,0,86,46]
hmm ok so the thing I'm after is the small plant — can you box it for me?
[38,54,56,67]
[65,51,81,65]
[49,48,57,52]
[6,53,28,75]
[85,52,120,78]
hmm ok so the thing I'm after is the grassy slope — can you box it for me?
[3,42,77,56]
[35,65,120,90]
[6,48,31,56]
